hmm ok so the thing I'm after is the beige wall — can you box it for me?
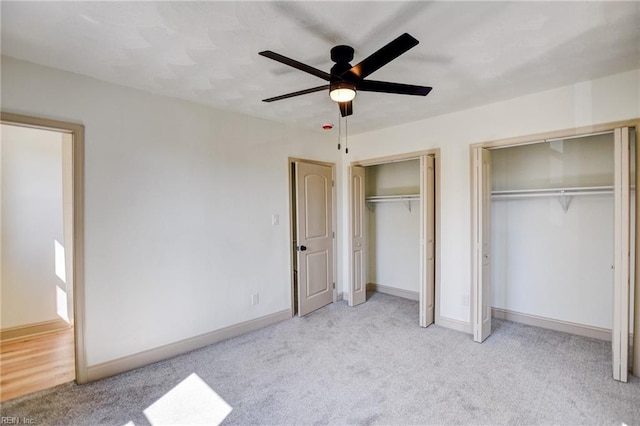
[1,55,339,366]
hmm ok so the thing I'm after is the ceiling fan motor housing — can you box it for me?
[330,45,354,63]
[330,45,355,86]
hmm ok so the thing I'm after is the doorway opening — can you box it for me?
[471,121,639,382]
[288,159,337,317]
[0,113,86,400]
[349,150,439,327]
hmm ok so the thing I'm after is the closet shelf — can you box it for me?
[491,186,617,213]
[365,194,420,212]
[492,186,615,198]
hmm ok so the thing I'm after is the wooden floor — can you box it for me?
[0,328,75,402]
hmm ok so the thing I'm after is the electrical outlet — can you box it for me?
[251,293,259,305]
[462,295,470,307]
[271,214,279,225]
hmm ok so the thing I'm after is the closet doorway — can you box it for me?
[349,150,439,327]
[471,121,639,383]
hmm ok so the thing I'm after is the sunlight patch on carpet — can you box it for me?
[143,373,232,425]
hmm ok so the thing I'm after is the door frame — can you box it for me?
[470,118,640,382]
[288,158,337,316]
[349,149,440,327]
[0,111,87,384]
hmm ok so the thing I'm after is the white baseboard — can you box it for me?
[336,292,344,301]
[87,309,291,382]
[492,307,612,341]
[436,315,472,334]
[1,318,71,342]
[367,283,419,301]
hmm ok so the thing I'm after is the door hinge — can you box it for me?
[333,282,336,289]
[333,231,335,238]
[332,180,335,187]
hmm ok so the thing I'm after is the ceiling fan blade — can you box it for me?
[262,85,329,102]
[357,79,432,96]
[259,51,332,81]
[345,33,419,80]
[339,101,353,117]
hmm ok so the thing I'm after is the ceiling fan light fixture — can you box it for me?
[329,82,356,102]
[261,33,431,118]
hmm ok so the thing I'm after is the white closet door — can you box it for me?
[420,155,436,327]
[635,127,640,379]
[350,165,367,306]
[613,127,630,382]
[472,148,492,342]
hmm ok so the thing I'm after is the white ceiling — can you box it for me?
[1,1,639,134]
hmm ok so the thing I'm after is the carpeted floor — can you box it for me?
[1,292,639,425]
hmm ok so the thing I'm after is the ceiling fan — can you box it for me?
[259,33,432,117]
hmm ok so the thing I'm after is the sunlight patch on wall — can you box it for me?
[56,286,69,323]
[54,240,70,323]
[143,373,232,426]
[55,240,66,283]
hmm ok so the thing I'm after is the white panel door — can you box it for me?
[472,148,492,342]
[613,127,630,382]
[350,165,367,306]
[295,162,334,316]
[420,155,436,327]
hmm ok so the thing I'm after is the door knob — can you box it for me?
[298,245,307,251]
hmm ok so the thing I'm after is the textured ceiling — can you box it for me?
[1,1,639,134]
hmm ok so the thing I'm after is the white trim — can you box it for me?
[367,283,419,301]
[87,309,291,382]
[436,316,472,334]
[492,307,612,341]
[336,292,344,301]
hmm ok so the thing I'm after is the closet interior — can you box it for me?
[490,131,636,339]
[365,159,421,301]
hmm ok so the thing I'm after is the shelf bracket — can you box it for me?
[558,191,572,213]
[364,194,419,212]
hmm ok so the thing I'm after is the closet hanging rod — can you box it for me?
[365,194,419,212]
[491,186,617,199]
[365,195,420,202]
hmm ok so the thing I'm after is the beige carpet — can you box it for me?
[1,292,639,425]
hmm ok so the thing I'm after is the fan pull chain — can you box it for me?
[337,112,341,151]
[345,116,349,154]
